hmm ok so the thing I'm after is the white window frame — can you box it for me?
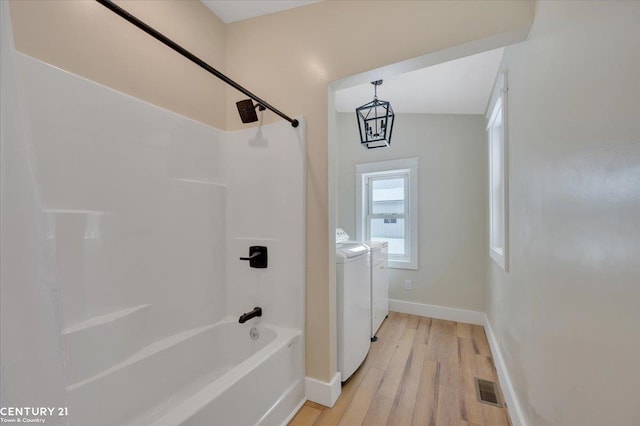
[355,157,418,270]
[486,72,509,271]
[365,171,409,255]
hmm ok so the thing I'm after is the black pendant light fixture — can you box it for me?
[355,80,395,149]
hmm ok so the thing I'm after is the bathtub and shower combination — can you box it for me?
[1,7,308,422]
[67,317,304,425]
[148,321,303,426]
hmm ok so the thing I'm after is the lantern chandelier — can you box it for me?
[355,79,395,149]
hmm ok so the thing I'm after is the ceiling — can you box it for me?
[201,1,321,24]
[335,48,505,114]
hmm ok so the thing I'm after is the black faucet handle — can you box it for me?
[239,252,261,260]
[239,246,267,268]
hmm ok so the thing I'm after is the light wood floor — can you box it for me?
[289,312,511,426]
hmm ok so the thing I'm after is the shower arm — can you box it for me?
[95,0,299,128]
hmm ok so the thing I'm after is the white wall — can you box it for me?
[337,113,487,312]
[487,2,640,426]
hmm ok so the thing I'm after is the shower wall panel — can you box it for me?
[14,52,228,351]
[0,3,67,413]
[224,121,306,330]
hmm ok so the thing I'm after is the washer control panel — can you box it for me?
[336,228,350,243]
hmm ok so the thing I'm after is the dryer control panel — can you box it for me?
[336,228,350,243]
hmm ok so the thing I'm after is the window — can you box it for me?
[356,158,418,269]
[487,72,508,271]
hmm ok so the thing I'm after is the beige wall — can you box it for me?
[9,0,227,129]
[488,2,640,425]
[9,0,535,384]
[337,113,488,312]
[225,1,534,382]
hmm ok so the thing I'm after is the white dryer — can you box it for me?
[366,241,389,341]
[336,229,371,381]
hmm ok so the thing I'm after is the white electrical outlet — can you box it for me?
[404,280,412,290]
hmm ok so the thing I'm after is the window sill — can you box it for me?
[389,259,417,270]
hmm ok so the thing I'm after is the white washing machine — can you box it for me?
[336,229,371,381]
[366,241,389,341]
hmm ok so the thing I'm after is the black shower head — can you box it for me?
[236,99,266,124]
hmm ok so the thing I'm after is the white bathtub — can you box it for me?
[68,319,304,426]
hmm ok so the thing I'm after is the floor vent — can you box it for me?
[475,378,502,407]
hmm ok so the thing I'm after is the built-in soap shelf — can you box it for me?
[173,178,227,187]
[44,208,109,214]
[64,304,150,386]
[44,208,109,241]
[63,304,149,335]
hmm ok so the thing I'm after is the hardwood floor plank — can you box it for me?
[436,384,461,426]
[372,313,409,370]
[288,406,321,426]
[456,322,472,339]
[375,312,396,340]
[411,360,439,426]
[378,328,416,398]
[426,319,457,363]
[439,359,460,389]
[459,371,485,425]
[413,317,432,347]
[482,404,511,426]
[406,315,420,329]
[457,338,475,374]
[362,394,394,426]
[313,399,349,425]
[338,367,385,426]
[425,318,458,399]
[387,343,428,426]
[470,325,491,357]
[475,355,498,382]
[304,401,326,412]
[458,338,484,425]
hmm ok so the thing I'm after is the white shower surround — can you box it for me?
[0,12,306,424]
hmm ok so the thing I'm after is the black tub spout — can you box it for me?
[239,307,262,324]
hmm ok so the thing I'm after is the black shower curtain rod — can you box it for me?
[95,0,299,128]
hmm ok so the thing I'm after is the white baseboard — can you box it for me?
[305,372,341,408]
[483,316,527,426]
[388,299,485,325]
